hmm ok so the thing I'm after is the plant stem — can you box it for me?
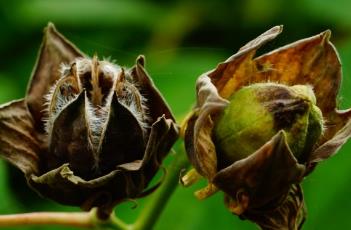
[0,208,130,230]
[133,143,190,230]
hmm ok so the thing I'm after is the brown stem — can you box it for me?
[0,211,93,228]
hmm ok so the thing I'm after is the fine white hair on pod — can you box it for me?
[43,57,151,164]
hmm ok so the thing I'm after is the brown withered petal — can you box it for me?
[26,22,84,128]
[185,75,229,180]
[130,56,176,122]
[97,94,146,176]
[0,23,178,212]
[47,92,97,177]
[213,131,305,212]
[0,100,41,175]
[241,184,306,230]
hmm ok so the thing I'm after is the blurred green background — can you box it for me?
[1,0,351,229]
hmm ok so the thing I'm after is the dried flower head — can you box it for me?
[183,26,351,229]
[0,23,178,216]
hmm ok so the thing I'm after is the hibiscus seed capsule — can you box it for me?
[213,83,323,166]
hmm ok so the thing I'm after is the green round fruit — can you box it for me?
[213,83,323,166]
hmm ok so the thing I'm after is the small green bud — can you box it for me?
[213,83,323,165]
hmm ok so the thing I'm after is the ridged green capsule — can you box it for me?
[213,83,323,165]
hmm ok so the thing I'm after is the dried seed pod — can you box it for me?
[0,23,178,215]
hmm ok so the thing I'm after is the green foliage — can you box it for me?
[1,0,351,229]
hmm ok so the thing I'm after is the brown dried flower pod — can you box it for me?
[0,23,178,215]
[183,26,351,229]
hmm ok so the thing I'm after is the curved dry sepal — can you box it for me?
[0,100,41,175]
[241,184,306,230]
[97,94,145,175]
[28,163,125,207]
[207,25,283,99]
[213,131,305,214]
[48,92,96,178]
[26,22,85,128]
[185,75,228,180]
[129,55,175,123]
[304,108,351,173]
[28,115,178,210]
[310,117,351,163]
[139,115,178,175]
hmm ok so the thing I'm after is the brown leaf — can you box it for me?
[26,23,84,128]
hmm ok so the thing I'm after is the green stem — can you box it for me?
[133,142,189,230]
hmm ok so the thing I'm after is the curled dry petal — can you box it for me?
[185,75,228,180]
[130,56,175,122]
[241,184,306,230]
[0,100,41,175]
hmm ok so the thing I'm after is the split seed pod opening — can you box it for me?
[0,23,178,216]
